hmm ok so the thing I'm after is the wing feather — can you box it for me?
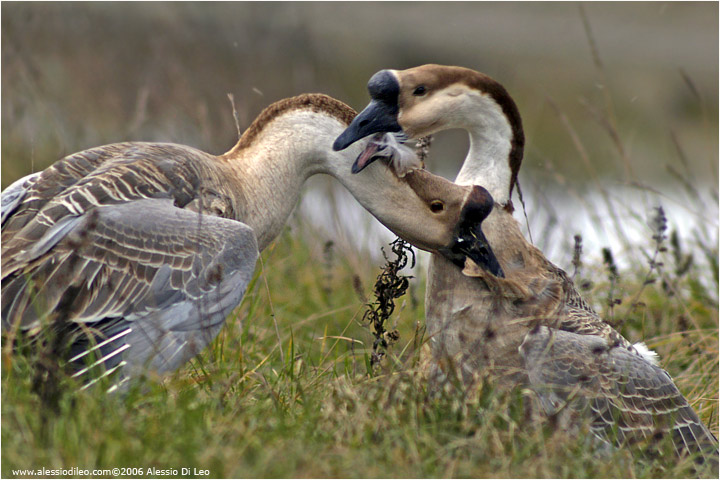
[2,197,258,379]
[520,326,718,465]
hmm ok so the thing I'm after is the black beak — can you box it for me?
[440,186,505,278]
[451,225,505,278]
[333,69,403,157]
[333,99,402,152]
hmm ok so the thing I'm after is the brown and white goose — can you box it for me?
[334,65,718,463]
[1,93,498,388]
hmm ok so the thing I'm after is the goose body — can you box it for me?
[1,93,488,385]
[335,65,718,463]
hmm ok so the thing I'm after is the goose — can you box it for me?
[333,65,718,464]
[1,92,501,388]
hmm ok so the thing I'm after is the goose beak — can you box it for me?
[352,134,386,174]
[333,99,402,173]
[334,69,404,172]
[440,186,505,278]
[452,225,505,278]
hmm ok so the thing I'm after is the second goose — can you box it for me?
[334,65,718,464]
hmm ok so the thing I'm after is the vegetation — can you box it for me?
[2,212,718,477]
[2,3,717,478]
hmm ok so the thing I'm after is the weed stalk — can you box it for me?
[362,238,415,370]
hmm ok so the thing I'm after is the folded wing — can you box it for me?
[2,197,258,382]
[521,326,718,465]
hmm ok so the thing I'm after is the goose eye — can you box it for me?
[413,85,427,96]
[430,200,444,213]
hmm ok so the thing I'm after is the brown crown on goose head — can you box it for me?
[1,92,499,385]
[333,64,524,207]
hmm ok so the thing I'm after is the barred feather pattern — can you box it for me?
[451,210,718,467]
[521,327,718,466]
[2,142,258,383]
[424,203,717,467]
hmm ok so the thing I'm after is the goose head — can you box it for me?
[343,157,503,272]
[333,64,525,205]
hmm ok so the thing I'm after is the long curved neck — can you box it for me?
[220,105,466,256]
[221,111,345,251]
[221,109,415,252]
[453,94,515,206]
[448,91,531,278]
[456,129,512,204]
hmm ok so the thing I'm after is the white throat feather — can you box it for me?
[453,91,514,206]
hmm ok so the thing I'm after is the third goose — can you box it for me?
[1,92,496,388]
[334,65,718,463]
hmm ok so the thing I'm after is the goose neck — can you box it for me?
[455,127,512,206]
[450,91,520,207]
[221,113,341,251]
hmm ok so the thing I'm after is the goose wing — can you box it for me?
[542,263,637,350]
[520,326,718,464]
[2,197,258,378]
[1,172,43,225]
[1,143,149,238]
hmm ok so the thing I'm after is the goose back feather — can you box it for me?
[521,326,718,459]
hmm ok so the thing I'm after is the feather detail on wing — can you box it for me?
[3,191,258,380]
[520,327,718,465]
[2,142,257,386]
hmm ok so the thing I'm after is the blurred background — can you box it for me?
[2,1,718,268]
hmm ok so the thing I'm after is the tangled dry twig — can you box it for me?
[363,238,415,368]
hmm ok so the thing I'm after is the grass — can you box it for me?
[1,4,717,477]
[2,214,718,478]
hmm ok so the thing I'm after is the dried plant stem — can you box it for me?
[227,93,243,141]
[628,206,667,308]
[602,247,621,323]
[515,178,533,245]
[322,240,335,297]
[546,97,626,249]
[258,253,284,366]
[363,238,415,368]
[571,234,583,279]
[578,4,634,181]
